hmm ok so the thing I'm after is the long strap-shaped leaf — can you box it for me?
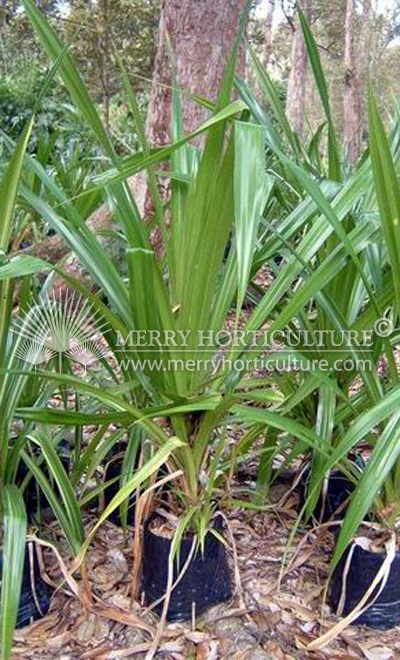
[0,119,34,252]
[368,84,400,317]
[0,256,51,281]
[0,43,73,471]
[298,7,341,180]
[0,118,34,375]
[248,45,300,158]
[234,121,271,311]
[1,486,27,660]
[332,412,400,570]
[77,437,183,559]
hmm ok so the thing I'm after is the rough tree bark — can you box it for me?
[21,0,247,282]
[343,0,361,165]
[146,0,247,143]
[285,0,310,136]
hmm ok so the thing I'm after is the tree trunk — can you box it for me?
[262,0,275,69]
[285,0,310,136]
[343,0,360,165]
[144,0,247,252]
[146,0,247,144]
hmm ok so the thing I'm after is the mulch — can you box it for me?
[12,481,400,659]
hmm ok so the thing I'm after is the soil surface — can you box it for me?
[13,483,400,659]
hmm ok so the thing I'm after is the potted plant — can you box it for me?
[0,109,58,657]
[240,79,400,634]
[0,61,119,653]
[25,0,398,626]
[21,0,309,621]
[0,106,179,660]
[321,86,400,631]
[232,11,396,529]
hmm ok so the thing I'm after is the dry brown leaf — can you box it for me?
[196,640,219,660]
[274,597,315,621]
[95,604,154,634]
[104,593,131,611]
[286,547,315,573]
[91,562,125,591]
[80,644,114,659]
[98,640,184,658]
[76,613,97,642]
[107,549,128,573]
[251,610,281,630]
[13,615,61,641]
[358,644,394,660]
[46,632,73,649]
[184,631,211,644]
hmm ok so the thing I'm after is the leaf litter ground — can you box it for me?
[12,481,400,660]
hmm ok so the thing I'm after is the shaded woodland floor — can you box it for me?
[13,480,400,660]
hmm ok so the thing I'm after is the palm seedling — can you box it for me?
[235,8,400,630]
[284,94,400,632]
[315,89,400,631]
[0,97,58,659]
[0,50,180,655]
[229,9,398,520]
[23,0,400,628]
[18,0,332,620]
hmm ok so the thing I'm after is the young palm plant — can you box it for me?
[0,110,55,659]
[0,54,111,653]
[316,89,400,632]
[25,0,400,628]
[286,92,400,636]
[0,53,182,657]
[230,8,399,520]
[19,0,319,620]
[235,10,400,629]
